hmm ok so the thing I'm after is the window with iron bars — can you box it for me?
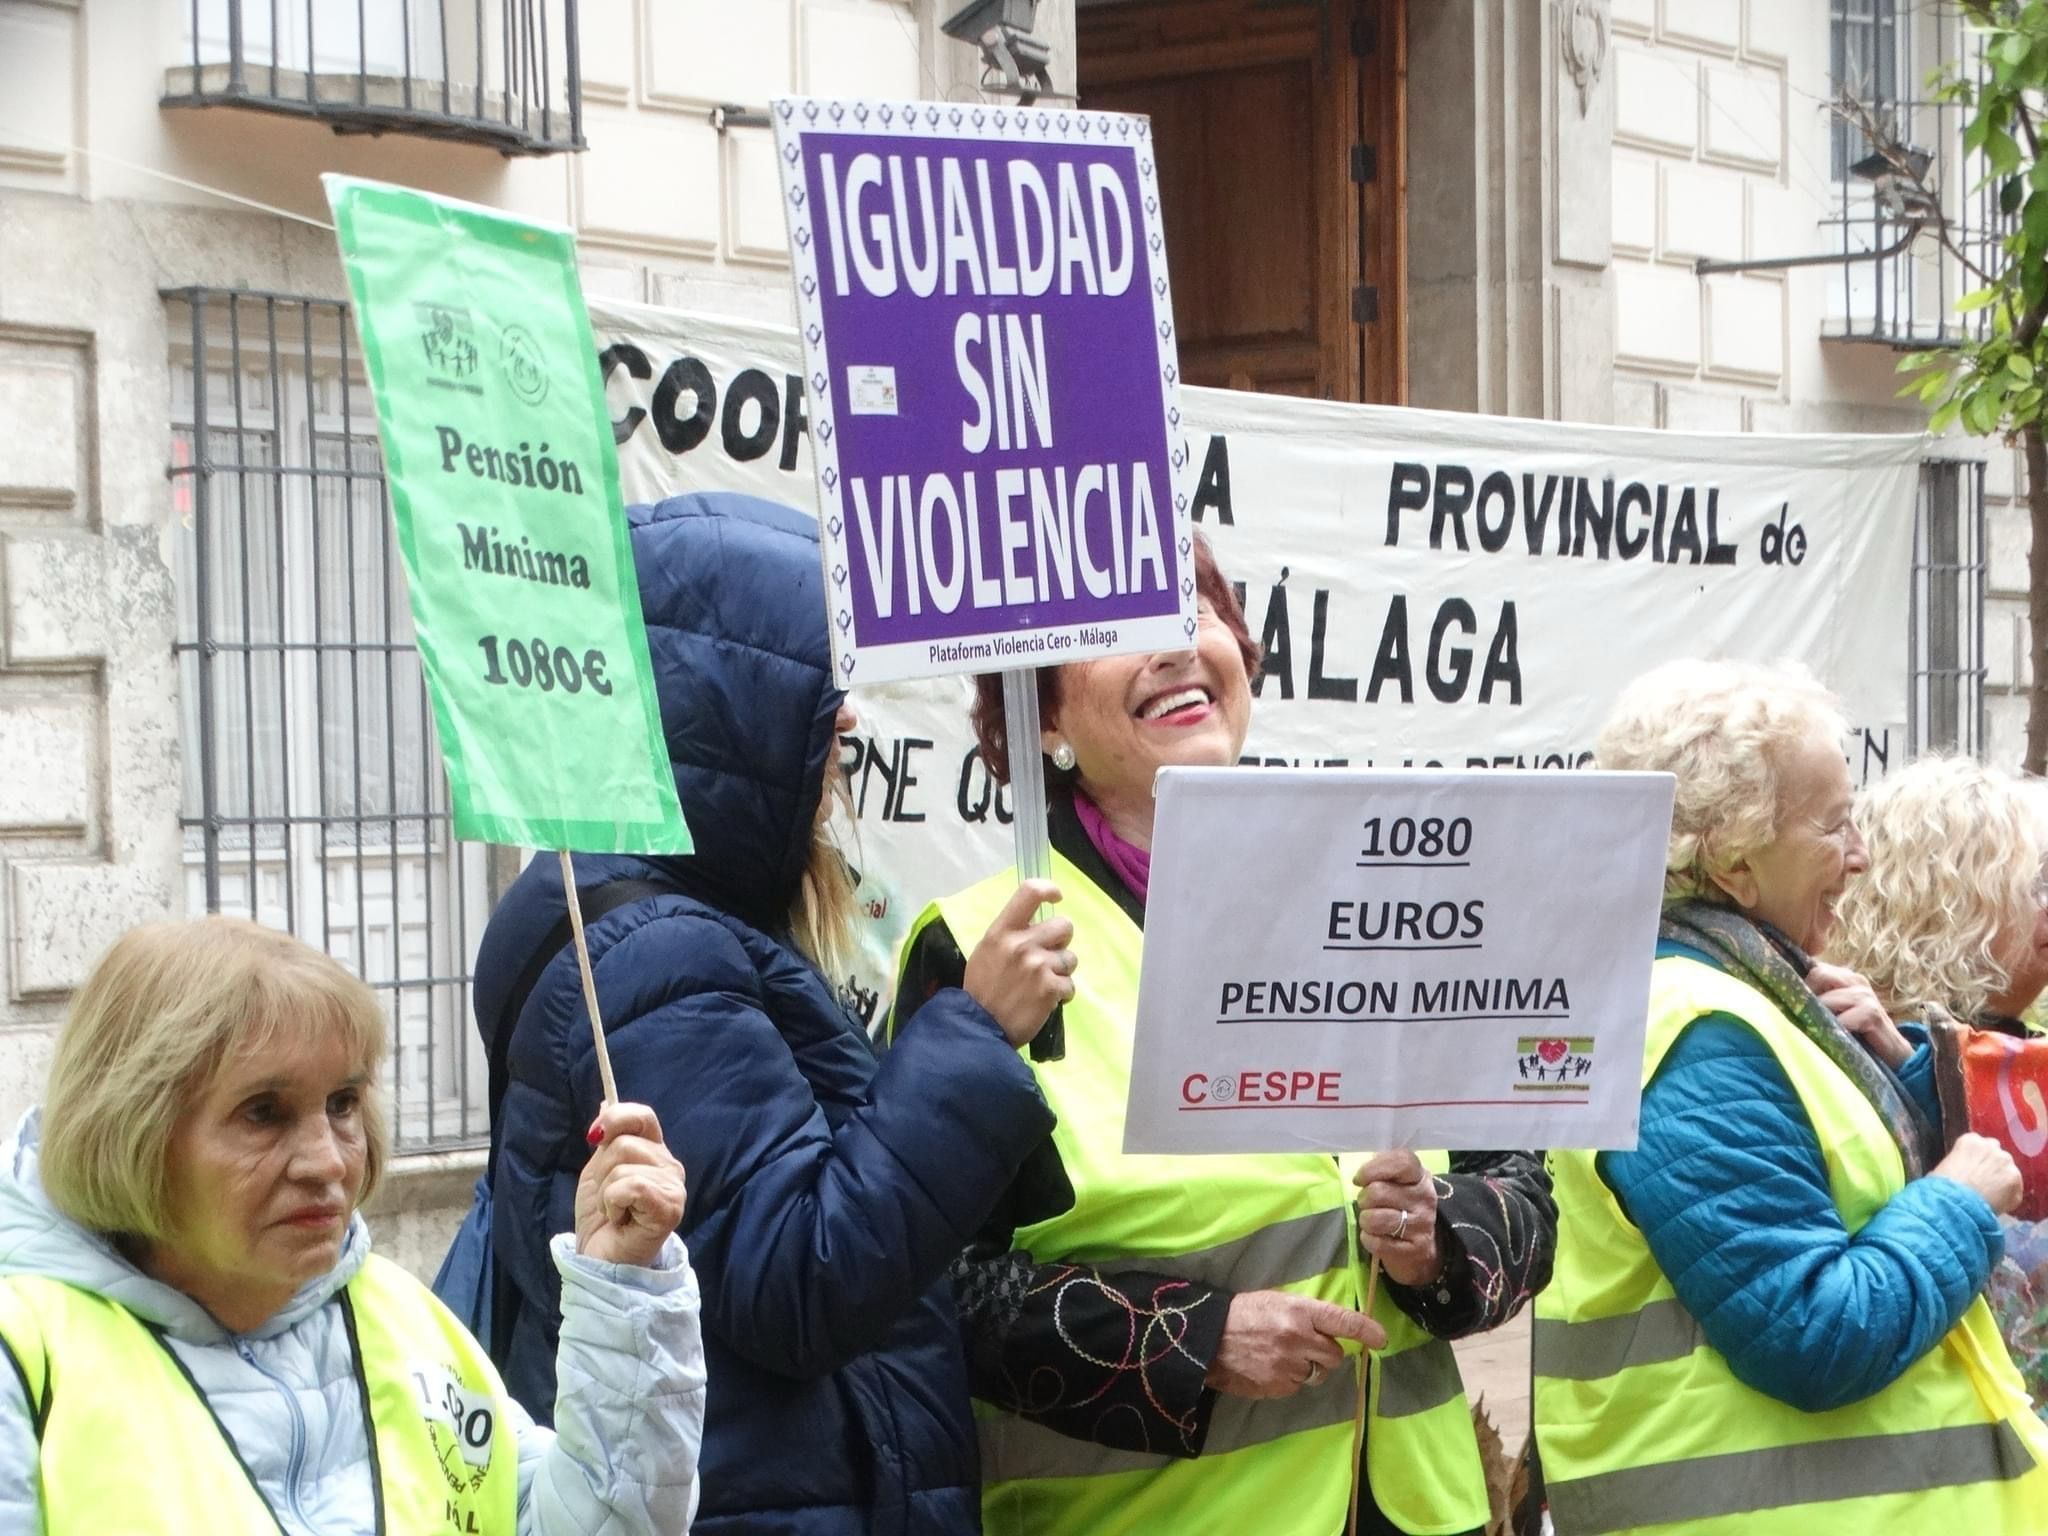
[1909,457,1987,758]
[162,0,584,155]
[1824,2,2010,347]
[168,288,490,1153]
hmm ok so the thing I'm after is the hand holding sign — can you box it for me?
[1353,1152,1443,1288]
[1931,1132,2026,1217]
[963,877,1076,1048]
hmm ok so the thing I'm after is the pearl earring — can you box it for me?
[1051,742,1076,771]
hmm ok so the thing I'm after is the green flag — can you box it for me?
[324,176,689,854]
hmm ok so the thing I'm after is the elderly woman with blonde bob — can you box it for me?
[1532,659,2048,1535]
[1828,755,2048,1419]
[0,917,706,1534]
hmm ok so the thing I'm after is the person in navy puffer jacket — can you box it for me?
[473,492,1073,1535]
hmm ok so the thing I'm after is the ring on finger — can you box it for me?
[1303,1359,1326,1387]
[1392,1208,1410,1241]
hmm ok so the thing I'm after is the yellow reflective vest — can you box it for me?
[901,852,1490,1536]
[0,1251,520,1533]
[1534,951,2048,1534]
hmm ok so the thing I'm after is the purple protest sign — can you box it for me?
[774,99,1195,685]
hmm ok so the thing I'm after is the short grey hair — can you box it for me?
[1595,658,1848,903]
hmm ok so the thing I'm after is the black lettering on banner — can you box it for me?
[845,736,933,823]
[780,373,810,472]
[1191,434,1233,525]
[1386,462,1429,546]
[1758,501,1808,567]
[1426,599,1476,703]
[1307,589,1357,702]
[891,737,932,823]
[1481,601,1522,704]
[956,746,1015,826]
[1571,477,1614,560]
[1474,471,1515,553]
[1254,569,1293,699]
[1523,472,1561,554]
[652,356,716,454]
[1367,595,1413,704]
[1614,481,1652,560]
[599,342,653,446]
[1667,487,1703,564]
[721,368,781,461]
[1431,464,1474,551]
[1706,488,1740,565]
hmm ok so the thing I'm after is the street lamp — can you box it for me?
[1695,144,1937,276]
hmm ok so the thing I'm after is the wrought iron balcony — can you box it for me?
[162,0,583,156]
[1822,11,2008,349]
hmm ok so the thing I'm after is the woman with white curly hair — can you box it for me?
[1829,756,2048,1031]
[1827,756,2048,1420]
[1532,659,2048,1534]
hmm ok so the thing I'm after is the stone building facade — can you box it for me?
[0,0,2002,1272]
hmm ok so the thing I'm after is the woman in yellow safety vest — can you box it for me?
[1826,754,2048,1420]
[0,916,706,1534]
[1534,660,2048,1534]
[888,536,1556,1536]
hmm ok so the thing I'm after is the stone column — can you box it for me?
[1406,0,1615,422]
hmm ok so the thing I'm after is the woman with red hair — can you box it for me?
[888,536,1554,1536]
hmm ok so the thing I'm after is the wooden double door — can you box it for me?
[1078,0,1405,404]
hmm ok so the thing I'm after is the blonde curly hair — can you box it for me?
[1594,658,1849,904]
[1825,756,2048,1021]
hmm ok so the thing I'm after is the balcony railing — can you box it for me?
[1823,8,2009,348]
[162,0,583,156]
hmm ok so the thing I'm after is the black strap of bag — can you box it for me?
[482,877,668,1363]
[484,877,670,1181]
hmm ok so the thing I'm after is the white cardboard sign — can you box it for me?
[1124,767,1675,1154]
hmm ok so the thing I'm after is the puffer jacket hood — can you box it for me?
[633,490,842,927]
[0,1108,368,1343]
[471,491,842,1047]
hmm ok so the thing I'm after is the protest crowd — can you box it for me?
[3,479,2047,1535]
[6,18,2048,1528]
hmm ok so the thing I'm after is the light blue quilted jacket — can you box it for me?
[0,1111,705,1534]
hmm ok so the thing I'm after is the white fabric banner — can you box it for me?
[588,296,1923,1025]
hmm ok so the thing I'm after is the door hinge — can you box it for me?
[1352,284,1379,324]
[1350,143,1377,184]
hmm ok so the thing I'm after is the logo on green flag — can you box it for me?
[325,176,690,854]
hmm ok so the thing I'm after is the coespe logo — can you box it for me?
[1181,1069,1344,1107]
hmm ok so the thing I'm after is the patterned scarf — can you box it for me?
[1661,899,1938,1180]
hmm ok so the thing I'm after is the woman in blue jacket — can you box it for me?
[471,492,1071,1536]
[1533,659,2046,1533]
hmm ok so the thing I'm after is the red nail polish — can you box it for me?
[586,1120,605,1147]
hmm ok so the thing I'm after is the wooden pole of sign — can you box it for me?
[1345,1251,1383,1536]
[559,847,619,1106]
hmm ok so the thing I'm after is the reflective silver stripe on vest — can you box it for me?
[1531,1297,1705,1381]
[1376,1340,1461,1419]
[1545,1421,2038,1533]
[1085,1207,1352,1293]
[980,1359,1359,1482]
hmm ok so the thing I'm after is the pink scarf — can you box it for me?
[1072,789,1150,904]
